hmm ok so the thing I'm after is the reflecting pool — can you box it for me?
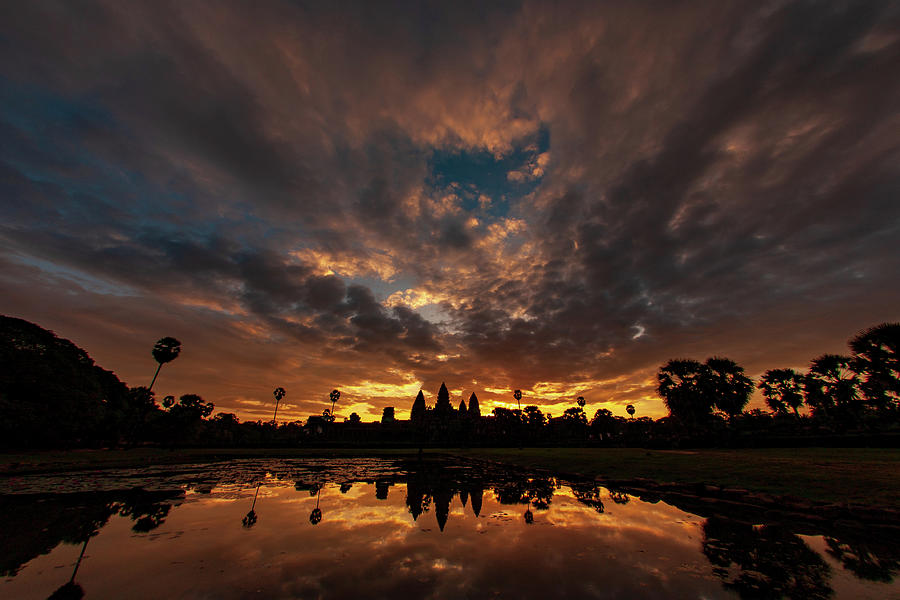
[1,458,898,599]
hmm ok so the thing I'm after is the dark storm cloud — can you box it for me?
[1,0,898,418]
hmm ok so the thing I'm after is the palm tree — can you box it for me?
[626,404,635,419]
[242,484,261,528]
[576,396,586,408]
[758,369,803,417]
[272,387,286,423]
[704,357,754,419]
[806,354,861,421]
[513,389,522,411]
[657,359,710,425]
[309,487,323,525]
[849,323,900,413]
[329,389,340,419]
[149,337,181,391]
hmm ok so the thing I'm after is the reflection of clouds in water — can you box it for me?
[3,459,897,600]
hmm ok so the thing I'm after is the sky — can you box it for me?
[1,1,899,423]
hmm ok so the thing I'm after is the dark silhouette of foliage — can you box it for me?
[149,337,181,391]
[272,387,286,423]
[705,357,754,418]
[242,485,261,527]
[849,322,900,414]
[576,396,585,408]
[805,354,861,422]
[825,536,900,582]
[329,389,340,420]
[348,412,361,423]
[626,404,635,418]
[522,405,545,429]
[513,389,522,410]
[381,406,395,424]
[702,517,832,599]
[467,392,481,418]
[759,368,804,416]
[657,359,711,425]
[0,316,130,447]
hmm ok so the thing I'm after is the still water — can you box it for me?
[1,458,898,599]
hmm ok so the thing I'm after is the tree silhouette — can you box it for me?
[309,487,323,525]
[626,404,635,418]
[805,354,861,421]
[149,337,181,391]
[242,484,261,528]
[759,369,804,416]
[162,395,175,409]
[272,387,286,424]
[849,323,900,413]
[329,389,340,420]
[825,535,900,582]
[513,389,522,411]
[467,392,481,418]
[657,359,711,425]
[705,357,754,419]
[47,538,89,599]
[348,412,361,423]
[576,396,585,408]
[702,517,832,599]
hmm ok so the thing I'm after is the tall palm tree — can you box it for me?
[309,487,323,525]
[513,389,522,411]
[242,484,261,528]
[329,389,340,419]
[272,387,286,423]
[626,404,635,419]
[149,337,181,391]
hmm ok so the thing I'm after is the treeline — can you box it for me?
[1,315,897,449]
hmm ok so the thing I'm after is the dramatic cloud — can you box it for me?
[2,1,898,421]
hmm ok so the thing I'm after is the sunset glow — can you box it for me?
[1,1,898,423]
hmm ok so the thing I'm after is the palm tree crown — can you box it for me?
[149,337,181,390]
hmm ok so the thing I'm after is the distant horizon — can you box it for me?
[2,2,898,423]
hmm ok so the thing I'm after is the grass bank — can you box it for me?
[446,447,900,509]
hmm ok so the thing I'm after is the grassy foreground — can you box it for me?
[2,446,898,509]
[449,447,900,509]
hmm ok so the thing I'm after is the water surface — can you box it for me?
[1,458,897,599]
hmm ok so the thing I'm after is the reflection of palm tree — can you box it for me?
[309,487,323,525]
[47,536,90,599]
[149,337,181,391]
[513,389,522,411]
[523,508,534,524]
[272,387,286,424]
[702,516,832,599]
[242,484,261,528]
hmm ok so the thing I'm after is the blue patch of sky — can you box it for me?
[0,77,240,245]
[426,126,549,218]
